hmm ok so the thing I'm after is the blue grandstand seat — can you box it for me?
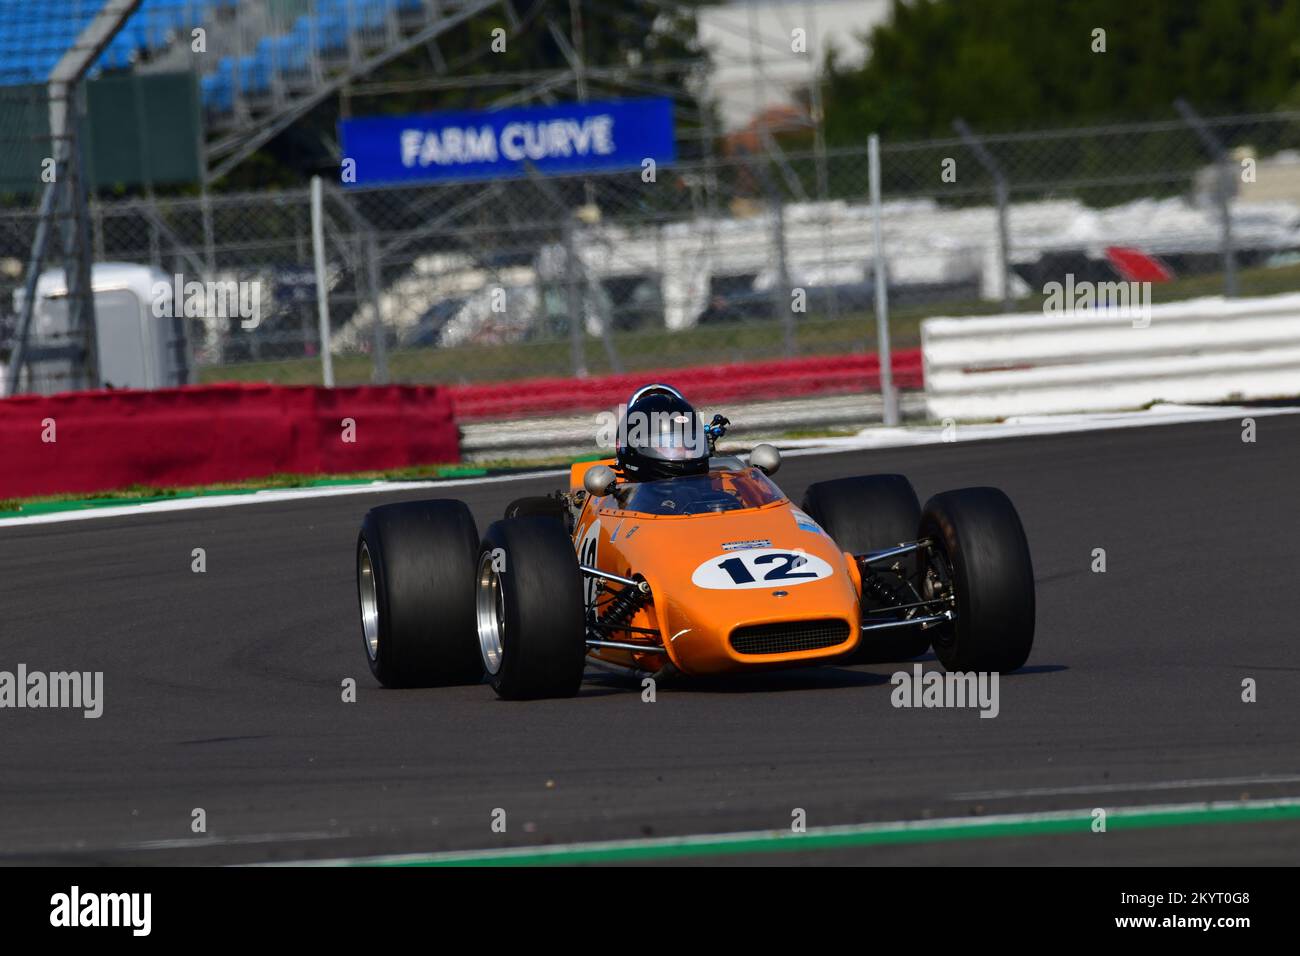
[356,0,391,30]
[289,15,316,50]
[212,55,235,92]
[317,13,350,53]
[237,52,272,96]
[201,72,233,113]
[100,34,139,71]
[273,34,310,75]
[146,0,194,33]
[253,35,297,87]
[0,0,424,110]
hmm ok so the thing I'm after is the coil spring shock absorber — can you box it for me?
[857,562,911,611]
[598,578,650,632]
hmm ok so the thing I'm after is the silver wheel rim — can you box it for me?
[476,551,505,675]
[358,542,380,661]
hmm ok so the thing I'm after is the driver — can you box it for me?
[613,385,745,513]
[615,385,712,482]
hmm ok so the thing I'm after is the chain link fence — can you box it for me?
[4,109,1299,393]
[0,78,104,397]
[0,83,52,369]
[876,109,1300,310]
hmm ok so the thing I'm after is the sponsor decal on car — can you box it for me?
[691,549,833,590]
[790,508,826,536]
[721,538,771,551]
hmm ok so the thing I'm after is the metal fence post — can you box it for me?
[201,185,216,276]
[563,215,587,379]
[309,176,335,387]
[4,176,62,396]
[954,118,1013,312]
[60,89,99,391]
[868,134,899,427]
[772,189,794,357]
[367,233,389,384]
[319,180,391,384]
[1174,99,1238,298]
[739,146,796,356]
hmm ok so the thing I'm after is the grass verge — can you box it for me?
[0,456,591,518]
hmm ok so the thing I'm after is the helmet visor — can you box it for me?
[626,409,707,461]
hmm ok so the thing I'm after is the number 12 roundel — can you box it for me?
[691,549,833,590]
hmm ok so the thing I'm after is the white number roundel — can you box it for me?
[691,549,833,590]
[577,519,602,604]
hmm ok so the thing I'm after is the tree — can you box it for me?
[821,0,1300,146]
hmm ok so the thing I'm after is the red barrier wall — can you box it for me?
[1,352,918,499]
[0,384,459,499]
[448,349,923,421]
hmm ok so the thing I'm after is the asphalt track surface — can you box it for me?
[2,413,1299,865]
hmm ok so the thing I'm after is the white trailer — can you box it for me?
[11,262,190,394]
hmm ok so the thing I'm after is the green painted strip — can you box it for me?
[0,464,535,520]
[0,473,471,519]
[0,488,250,518]
[316,798,1300,867]
[0,487,285,519]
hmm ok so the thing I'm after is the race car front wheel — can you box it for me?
[357,499,484,688]
[802,474,930,662]
[477,517,587,700]
[919,487,1035,673]
[802,474,921,559]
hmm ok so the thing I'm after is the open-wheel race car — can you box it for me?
[355,384,1035,699]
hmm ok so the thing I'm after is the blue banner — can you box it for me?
[339,98,676,186]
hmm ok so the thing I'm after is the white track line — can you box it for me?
[952,773,1300,801]
[125,830,343,851]
[268,795,1300,867]
[0,470,567,529]
[778,402,1300,455]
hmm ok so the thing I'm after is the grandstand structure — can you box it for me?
[2,1,511,170]
[1,0,510,395]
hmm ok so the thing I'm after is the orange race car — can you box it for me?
[355,384,1035,699]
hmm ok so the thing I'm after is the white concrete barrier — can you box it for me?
[922,292,1300,420]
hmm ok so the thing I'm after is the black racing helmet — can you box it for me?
[615,384,709,481]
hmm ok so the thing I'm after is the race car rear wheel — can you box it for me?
[802,474,929,662]
[477,517,587,700]
[357,499,484,688]
[920,487,1035,673]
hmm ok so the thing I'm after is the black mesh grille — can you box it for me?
[729,619,852,656]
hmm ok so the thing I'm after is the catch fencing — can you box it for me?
[2,109,1299,407]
